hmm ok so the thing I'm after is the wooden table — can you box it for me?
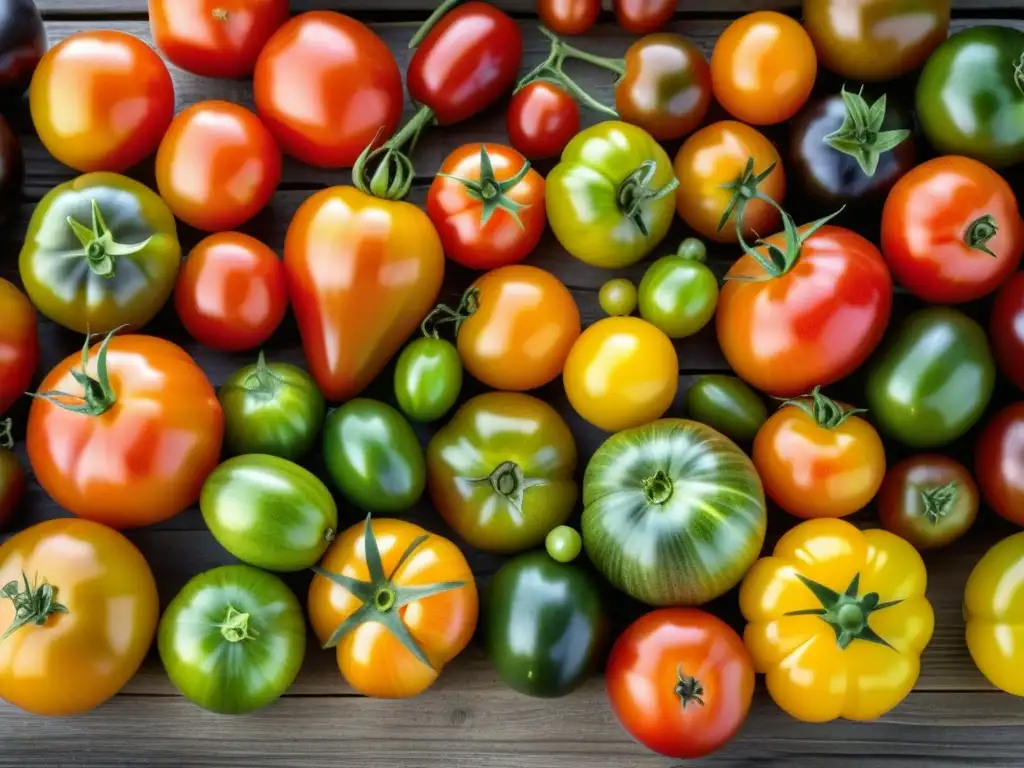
[4,1,1024,765]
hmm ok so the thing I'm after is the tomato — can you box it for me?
[878,455,978,551]
[20,173,181,335]
[159,565,305,714]
[27,332,223,529]
[638,240,718,339]
[149,0,289,79]
[284,185,444,402]
[753,388,885,520]
[30,30,173,173]
[804,0,949,82]
[546,525,582,563]
[308,516,477,698]
[976,403,1024,528]
[0,0,45,110]
[175,233,288,352]
[673,121,785,244]
[684,375,767,444]
[427,144,545,270]
[599,278,637,317]
[394,338,462,424]
[881,156,1023,304]
[607,609,754,759]
[710,12,816,126]
[564,316,678,433]
[0,420,25,527]
[254,12,403,168]
[613,0,675,34]
[0,278,36,417]
[992,273,1024,391]
[0,115,23,227]
[506,81,580,161]
[427,392,577,553]
[539,0,599,35]
[917,26,1024,169]
[156,101,282,233]
[0,519,158,715]
[717,221,892,398]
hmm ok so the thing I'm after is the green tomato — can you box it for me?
[158,565,306,714]
[685,374,767,443]
[483,551,608,698]
[201,455,338,572]
[323,398,425,513]
[866,307,995,448]
[394,336,462,423]
[218,352,326,462]
[598,278,637,317]
[638,242,718,339]
[583,418,766,606]
[545,525,582,563]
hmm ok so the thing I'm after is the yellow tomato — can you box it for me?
[740,518,934,722]
[563,316,678,432]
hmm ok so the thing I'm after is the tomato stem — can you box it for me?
[674,665,705,709]
[0,419,12,451]
[920,481,958,525]
[642,469,674,505]
[617,161,679,236]
[965,214,999,258]
[731,202,843,280]
[717,157,779,235]
[780,386,867,430]
[1013,52,1024,97]
[435,145,532,229]
[409,0,462,49]
[353,107,437,202]
[1,572,69,640]
[30,327,123,417]
[823,87,910,178]
[218,607,258,643]
[243,350,282,396]
[421,286,480,339]
[785,572,902,650]
[66,199,153,278]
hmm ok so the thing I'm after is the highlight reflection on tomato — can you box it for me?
[507,82,580,161]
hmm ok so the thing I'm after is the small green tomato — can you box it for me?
[599,278,638,317]
[545,525,582,563]
[639,239,718,339]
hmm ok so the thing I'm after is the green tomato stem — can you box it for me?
[823,87,910,177]
[353,106,436,201]
[780,386,867,430]
[965,214,999,257]
[435,145,532,229]
[30,328,122,417]
[1,573,69,640]
[785,572,902,650]
[921,481,958,524]
[617,161,680,237]
[409,0,461,49]
[674,665,705,708]
[642,469,674,505]
[218,607,258,643]
[66,199,152,279]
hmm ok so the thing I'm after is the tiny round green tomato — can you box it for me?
[545,525,582,563]
[394,337,462,423]
[685,375,767,442]
[638,243,718,339]
[677,237,706,262]
[599,278,638,317]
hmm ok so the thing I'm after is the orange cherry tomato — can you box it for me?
[538,0,600,36]
[156,100,282,233]
[29,30,174,173]
[175,233,288,352]
[710,11,816,126]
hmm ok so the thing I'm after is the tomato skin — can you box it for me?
[976,403,1024,527]
[149,0,290,79]
[881,156,1023,304]
[607,609,754,759]
[30,30,174,173]
[546,525,582,563]
[254,12,403,168]
[992,273,1024,392]
[684,375,766,444]
[0,519,158,715]
[507,82,580,161]
[175,233,288,353]
[613,0,676,34]
[0,278,37,417]
[538,0,599,35]
[394,338,463,423]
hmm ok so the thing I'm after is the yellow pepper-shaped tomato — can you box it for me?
[740,518,934,722]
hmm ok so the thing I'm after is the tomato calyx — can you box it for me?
[0,418,12,451]
[353,109,437,202]
[674,664,705,709]
[786,573,902,650]
[642,469,674,505]
[31,328,121,416]
[732,205,842,281]
[218,606,258,643]
[823,88,910,177]
[242,351,283,397]
[66,199,153,278]
[422,286,480,338]
[436,145,533,228]
[1,572,69,640]
[966,214,1000,258]
[781,386,867,430]
[468,460,546,515]
[619,160,680,236]
[920,481,959,525]
[717,157,780,235]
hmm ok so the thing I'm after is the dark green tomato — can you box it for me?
[866,307,995,448]
[484,551,608,698]
[158,565,306,714]
[583,418,766,606]
[0,116,23,228]
[685,374,767,443]
[916,26,1024,168]
[638,246,718,339]
[394,337,462,423]
[219,353,326,462]
[200,455,338,572]
[598,278,638,317]
[323,399,425,513]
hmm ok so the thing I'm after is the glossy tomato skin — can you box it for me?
[254,12,403,168]
[881,156,1023,304]
[976,403,1024,527]
[0,519,158,715]
[0,0,46,109]
[0,115,23,227]
[175,233,288,352]
[149,0,290,79]
[0,278,37,417]
[613,0,675,34]
[539,0,599,35]
[992,273,1024,391]
[607,609,754,759]
[638,250,718,339]
[599,278,638,317]
[718,226,892,398]
[878,455,978,550]
[684,375,766,444]
[507,82,580,161]
[30,30,174,173]
[394,338,463,423]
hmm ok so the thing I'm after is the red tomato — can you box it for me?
[155,101,281,233]
[506,82,580,161]
[606,608,754,759]
[992,273,1024,391]
[175,233,288,352]
[149,0,289,79]
[539,0,600,35]
[881,156,1024,304]
[0,278,37,417]
[254,12,403,168]
[976,403,1024,527]
[427,144,546,270]
[613,0,677,34]
[29,30,174,173]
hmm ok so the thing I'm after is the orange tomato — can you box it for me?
[0,518,158,715]
[308,517,477,698]
[710,11,816,126]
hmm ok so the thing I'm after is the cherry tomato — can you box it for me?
[538,0,599,36]
[427,144,545,271]
[613,0,676,34]
[149,0,289,79]
[175,233,288,353]
[156,101,282,233]
[992,273,1024,392]
[506,81,580,161]
[546,525,582,563]
[0,278,37,417]
[599,278,637,317]
[976,403,1024,527]
[881,156,1023,304]
[878,455,978,550]
[30,30,174,173]
[710,11,816,126]
[254,12,403,168]
[638,240,718,339]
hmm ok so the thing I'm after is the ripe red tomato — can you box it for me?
[254,12,403,168]
[155,101,282,233]
[881,156,1024,304]
[613,0,676,34]
[606,608,754,759]
[506,82,580,161]
[0,278,37,417]
[539,0,600,35]
[992,273,1024,391]
[149,0,289,79]
[30,30,174,173]
[976,403,1024,527]
[175,233,288,352]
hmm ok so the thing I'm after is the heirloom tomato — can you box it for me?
[539,0,599,35]
[613,0,675,34]
[0,0,45,109]
[741,518,934,722]
[599,278,638,317]
[0,115,23,227]
[30,30,173,173]
[975,403,1024,528]
[0,278,37,417]
[638,239,718,339]
[309,517,477,699]
[27,332,223,529]
[0,518,158,716]
[394,337,463,423]
[878,455,978,551]
[506,81,580,161]
[0,420,25,526]
[992,273,1024,391]
[684,375,766,444]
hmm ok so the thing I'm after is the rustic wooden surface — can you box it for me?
[3,1,1024,766]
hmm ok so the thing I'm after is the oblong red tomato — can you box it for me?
[506,82,580,161]
[992,273,1024,391]
[975,403,1024,527]
[0,278,37,416]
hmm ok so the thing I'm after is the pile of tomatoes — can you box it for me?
[2,0,1024,760]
